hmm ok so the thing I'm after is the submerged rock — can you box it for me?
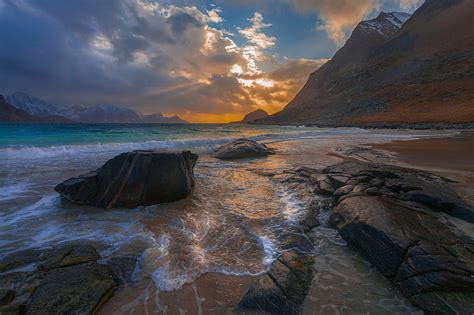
[317,161,474,314]
[55,150,198,208]
[214,138,274,160]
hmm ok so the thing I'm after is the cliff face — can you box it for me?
[262,0,474,126]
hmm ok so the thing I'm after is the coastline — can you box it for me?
[1,127,472,314]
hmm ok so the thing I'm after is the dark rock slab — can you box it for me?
[55,150,198,208]
[107,256,138,286]
[237,251,314,315]
[214,139,274,160]
[0,241,137,314]
[26,263,116,315]
[320,161,474,314]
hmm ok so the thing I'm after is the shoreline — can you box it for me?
[1,128,472,314]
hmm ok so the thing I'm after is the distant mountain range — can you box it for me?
[259,0,474,126]
[1,92,188,124]
[0,95,72,123]
[229,109,269,124]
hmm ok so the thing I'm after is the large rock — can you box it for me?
[0,241,137,314]
[317,161,474,314]
[26,263,116,315]
[55,150,198,208]
[214,139,274,160]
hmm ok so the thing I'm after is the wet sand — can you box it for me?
[372,131,474,204]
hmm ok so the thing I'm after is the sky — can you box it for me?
[0,0,423,122]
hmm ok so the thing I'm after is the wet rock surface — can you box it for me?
[0,241,137,314]
[55,150,198,208]
[26,263,116,315]
[309,161,474,314]
[214,139,274,160]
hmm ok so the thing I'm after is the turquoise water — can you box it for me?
[0,123,304,147]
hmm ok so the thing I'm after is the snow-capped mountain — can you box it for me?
[5,92,188,124]
[359,12,411,38]
[7,92,63,117]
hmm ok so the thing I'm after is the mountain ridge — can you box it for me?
[258,0,474,126]
[0,95,72,123]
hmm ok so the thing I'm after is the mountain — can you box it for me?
[6,92,188,124]
[141,112,188,124]
[229,109,269,124]
[0,95,71,123]
[261,0,474,126]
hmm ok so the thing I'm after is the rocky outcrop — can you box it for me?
[307,161,474,313]
[55,150,198,208]
[214,139,274,160]
[0,241,137,314]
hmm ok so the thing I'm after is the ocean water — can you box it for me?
[1,123,429,312]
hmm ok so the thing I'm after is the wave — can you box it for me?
[1,128,367,160]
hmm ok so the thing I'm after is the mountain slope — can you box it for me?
[229,109,269,124]
[262,0,474,126]
[0,95,70,123]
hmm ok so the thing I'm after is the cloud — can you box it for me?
[289,0,381,45]
[0,1,325,122]
[399,0,424,11]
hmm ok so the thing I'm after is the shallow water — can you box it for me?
[0,124,453,313]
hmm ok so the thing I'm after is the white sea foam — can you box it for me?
[0,182,35,201]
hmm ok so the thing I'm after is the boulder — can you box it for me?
[26,263,116,315]
[0,241,137,314]
[55,150,198,208]
[322,161,474,314]
[214,139,274,160]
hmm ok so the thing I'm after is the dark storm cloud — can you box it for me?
[0,0,210,104]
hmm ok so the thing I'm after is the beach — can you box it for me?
[1,124,472,314]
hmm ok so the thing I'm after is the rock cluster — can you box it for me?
[307,161,474,313]
[214,139,274,160]
[0,241,137,314]
[55,150,198,208]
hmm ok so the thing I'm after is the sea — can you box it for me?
[1,123,431,313]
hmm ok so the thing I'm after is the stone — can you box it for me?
[0,290,15,306]
[213,138,274,160]
[107,256,138,286]
[26,263,116,315]
[237,250,314,315]
[324,161,474,313]
[39,244,101,272]
[55,150,198,208]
